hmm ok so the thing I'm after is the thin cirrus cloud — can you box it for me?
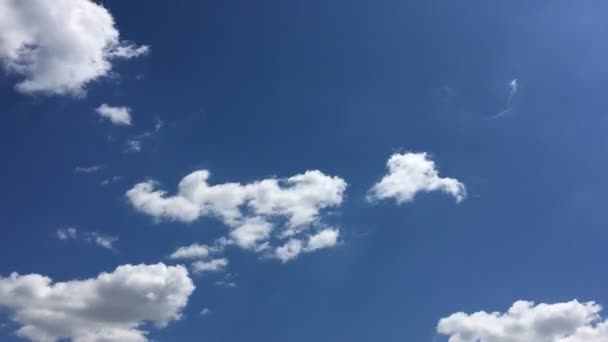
[0,263,194,342]
[55,227,117,250]
[437,299,608,342]
[96,104,133,126]
[126,169,347,262]
[489,78,520,120]
[74,165,104,174]
[124,119,164,153]
[0,0,148,96]
[367,152,466,204]
[56,227,78,240]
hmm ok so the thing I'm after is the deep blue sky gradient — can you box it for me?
[2,1,608,341]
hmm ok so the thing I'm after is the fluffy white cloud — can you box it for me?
[274,228,340,262]
[305,228,339,251]
[275,239,304,263]
[0,0,148,96]
[368,152,466,204]
[191,258,228,275]
[127,169,347,261]
[230,218,273,250]
[437,300,608,342]
[0,263,194,342]
[96,104,133,126]
[169,243,212,260]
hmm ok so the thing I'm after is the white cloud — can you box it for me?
[56,228,117,250]
[127,169,347,261]
[169,243,212,260]
[0,0,148,96]
[125,140,143,153]
[56,227,77,240]
[96,104,133,126]
[191,258,228,275]
[0,263,194,342]
[275,239,303,263]
[273,228,340,262]
[124,120,163,153]
[230,218,273,250]
[368,152,466,204]
[215,280,237,288]
[510,78,519,95]
[437,300,608,342]
[74,165,104,174]
[305,228,339,251]
[127,169,346,231]
[100,176,124,186]
[86,232,117,250]
[200,308,212,317]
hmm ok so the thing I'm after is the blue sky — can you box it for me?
[2,1,608,341]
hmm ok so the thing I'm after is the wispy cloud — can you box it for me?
[489,78,519,119]
[55,227,118,251]
[124,119,163,153]
[200,308,212,317]
[74,165,104,174]
[100,176,124,186]
[56,227,78,240]
[86,232,118,250]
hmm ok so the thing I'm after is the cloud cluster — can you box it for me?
[56,227,117,250]
[168,243,228,274]
[97,104,133,126]
[275,228,340,262]
[437,300,608,342]
[368,152,466,204]
[127,170,346,261]
[0,263,194,342]
[0,0,148,95]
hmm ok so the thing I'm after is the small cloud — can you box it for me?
[100,176,124,186]
[56,228,117,251]
[509,78,519,94]
[74,165,104,174]
[96,104,133,126]
[124,140,142,153]
[200,308,212,317]
[215,280,237,288]
[275,239,303,263]
[107,44,149,59]
[169,243,213,260]
[191,258,228,275]
[56,227,78,240]
[124,119,163,153]
[367,152,466,204]
[86,232,118,250]
[304,228,340,252]
[488,78,520,120]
